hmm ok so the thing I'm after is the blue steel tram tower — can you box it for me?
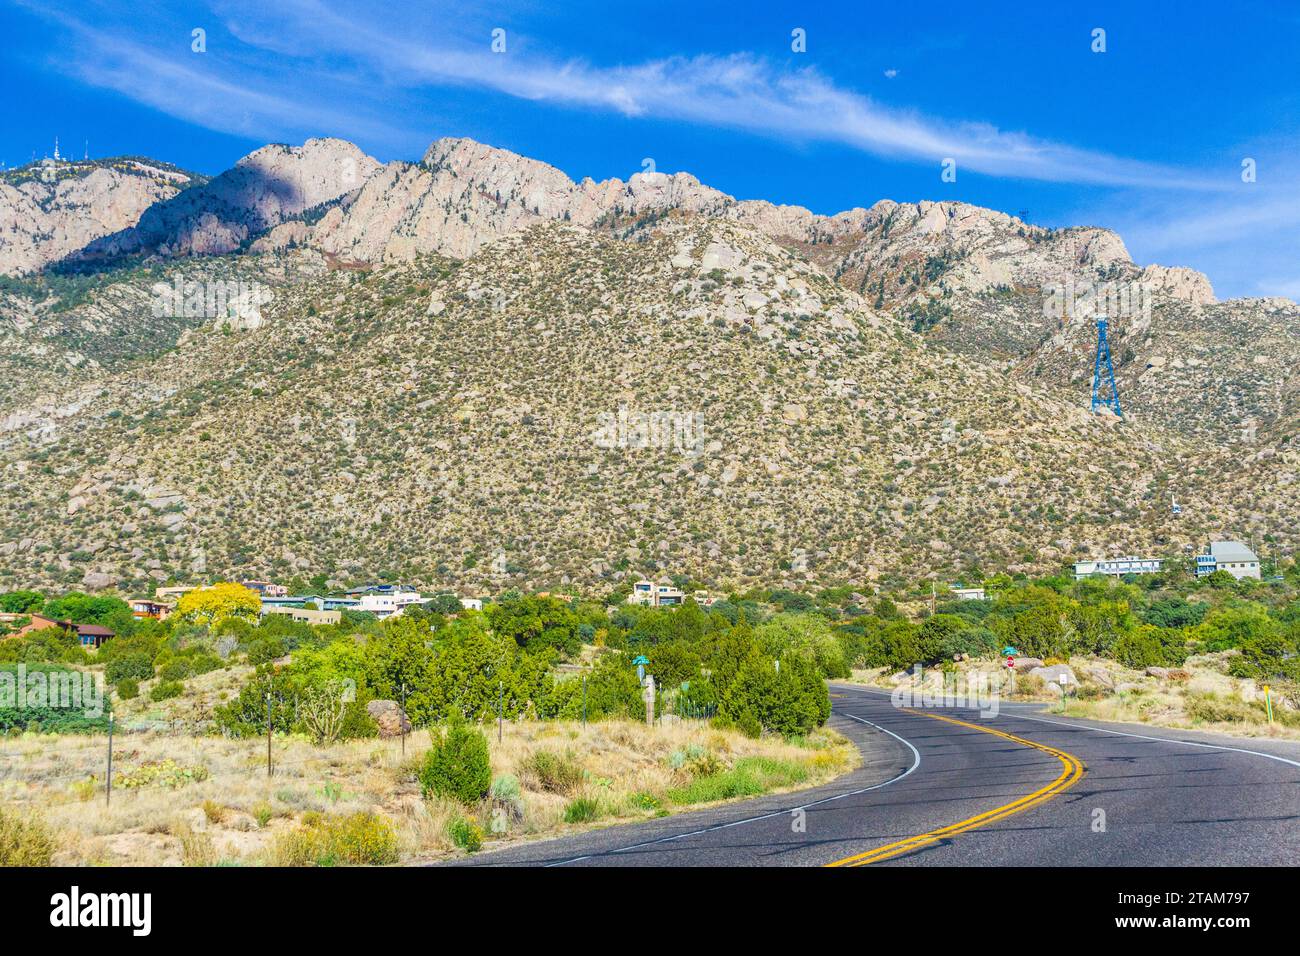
[1090,316,1122,417]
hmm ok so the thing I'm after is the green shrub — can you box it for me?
[563,797,600,824]
[419,709,491,805]
[447,816,484,852]
[629,791,662,811]
[159,659,191,682]
[0,663,110,734]
[149,680,184,702]
[339,699,380,740]
[246,638,287,666]
[0,804,55,865]
[1112,629,1164,669]
[116,678,139,700]
[736,712,762,739]
[251,802,274,828]
[105,653,154,683]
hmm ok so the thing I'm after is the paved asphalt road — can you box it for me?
[458,683,1300,866]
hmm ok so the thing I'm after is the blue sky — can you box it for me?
[2,0,1298,299]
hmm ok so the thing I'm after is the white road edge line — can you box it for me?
[541,709,922,867]
[995,710,1300,769]
[836,685,1300,770]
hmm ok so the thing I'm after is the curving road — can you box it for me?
[457,684,1300,866]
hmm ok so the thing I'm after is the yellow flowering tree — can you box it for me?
[175,583,262,627]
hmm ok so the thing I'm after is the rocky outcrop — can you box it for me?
[1138,264,1215,305]
[366,700,412,738]
[1028,664,1078,692]
[0,160,190,275]
[75,139,381,262]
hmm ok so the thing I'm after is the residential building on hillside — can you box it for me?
[950,586,986,601]
[1073,556,1163,580]
[628,580,685,607]
[460,598,483,612]
[353,586,428,619]
[13,614,114,648]
[129,599,173,621]
[260,605,342,626]
[1195,541,1261,580]
[154,585,197,602]
[260,595,359,612]
[344,583,418,597]
[242,580,288,597]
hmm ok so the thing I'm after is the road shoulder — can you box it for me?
[447,706,916,866]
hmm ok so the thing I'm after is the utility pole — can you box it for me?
[400,683,407,757]
[105,714,114,807]
[266,693,273,778]
[582,674,587,727]
[497,681,503,743]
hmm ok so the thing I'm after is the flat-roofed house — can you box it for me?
[260,605,342,626]
[242,580,288,597]
[1073,556,1162,580]
[1196,541,1261,580]
[129,599,173,621]
[628,580,685,607]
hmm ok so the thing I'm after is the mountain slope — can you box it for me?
[0,219,1256,594]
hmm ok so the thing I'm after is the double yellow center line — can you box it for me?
[827,710,1086,867]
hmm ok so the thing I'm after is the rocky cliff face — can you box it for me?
[0,159,196,275]
[74,138,381,262]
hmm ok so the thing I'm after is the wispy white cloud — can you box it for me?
[20,0,1227,190]
[18,0,404,147]
[1084,181,1300,300]
[199,1,1222,190]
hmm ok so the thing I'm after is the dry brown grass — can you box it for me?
[0,718,856,866]
[112,664,254,731]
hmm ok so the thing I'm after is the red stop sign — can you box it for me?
[1005,657,1014,669]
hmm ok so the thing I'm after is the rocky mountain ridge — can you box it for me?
[0,156,201,275]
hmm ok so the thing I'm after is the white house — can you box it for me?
[949,587,986,601]
[1195,541,1261,580]
[460,598,483,612]
[1073,556,1163,580]
[628,580,685,608]
[355,587,428,619]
